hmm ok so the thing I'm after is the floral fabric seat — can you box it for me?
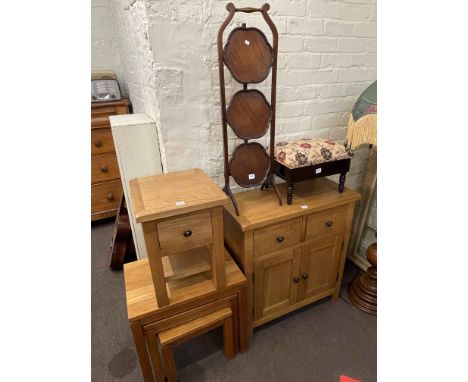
[274,138,353,169]
[272,138,353,205]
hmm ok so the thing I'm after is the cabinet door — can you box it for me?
[297,233,344,301]
[253,249,301,321]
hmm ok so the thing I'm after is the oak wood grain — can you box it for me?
[130,169,228,223]
[224,178,360,232]
[157,211,212,250]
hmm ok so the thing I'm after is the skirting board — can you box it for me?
[110,113,163,260]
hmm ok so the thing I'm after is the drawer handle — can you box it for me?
[293,276,300,283]
[325,221,333,227]
[302,272,309,280]
[94,140,102,147]
[183,229,192,238]
[276,235,284,243]
[106,193,114,201]
[100,165,109,173]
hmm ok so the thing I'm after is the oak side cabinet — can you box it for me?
[91,99,130,221]
[223,178,360,341]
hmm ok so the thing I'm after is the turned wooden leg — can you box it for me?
[162,346,177,382]
[287,182,294,205]
[223,316,235,360]
[339,172,346,193]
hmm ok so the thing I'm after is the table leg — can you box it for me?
[238,285,250,352]
[147,333,165,382]
[223,316,235,359]
[162,346,178,382]
[130,322,155,382]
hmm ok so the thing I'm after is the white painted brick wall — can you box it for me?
[91,0,125,93]
[110,0,167,169]
[93,0,376,193]
[141,0,377,191]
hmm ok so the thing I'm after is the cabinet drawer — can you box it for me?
[91,180,122,213]
[305,207,347,240]
[91,153,120,183]
[253,218,302,257]
[157,212,213,250]
[91,128,115,155]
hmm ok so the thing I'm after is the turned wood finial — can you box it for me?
[348,242,377,316]
[367,242,377,268]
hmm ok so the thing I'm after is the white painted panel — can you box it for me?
[110,113,163,259]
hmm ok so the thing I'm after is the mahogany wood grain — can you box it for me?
[229,142,270,188]
[226,89,271,139]
[224,27,273,84]
[91,98,129,220]
[91,153,120,183]
[91,128,115,155]
[348,242,377,315]
[91,179,122,214]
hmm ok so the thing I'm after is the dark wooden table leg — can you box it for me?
[287,182,294,205]
[339,172,346,193]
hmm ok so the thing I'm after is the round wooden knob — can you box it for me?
[183,229,192,238]
[293,277,300,283]
[325,221,333,227]
[276,235,284,243]
[100,165,108,173]
[106,194,114,201]
[94,140,102,147]
[301,273,309,280]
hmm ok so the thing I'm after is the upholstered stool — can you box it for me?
[158,307,235,382]
[272,138,353,204]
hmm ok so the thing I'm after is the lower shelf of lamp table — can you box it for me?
[162,247,212,282]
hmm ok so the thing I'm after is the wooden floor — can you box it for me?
[92,220,376,382]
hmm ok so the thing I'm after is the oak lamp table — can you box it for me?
[129,168,230,308]
[127,168,248,381]
[223,178,360,342]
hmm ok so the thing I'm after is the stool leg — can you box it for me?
[287,182,294,205]
[162,346,177,382]
[223,316,235,360]
[339,172,346,193]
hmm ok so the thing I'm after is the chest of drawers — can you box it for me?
[91,99,130,221]
[223,178,360,341]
